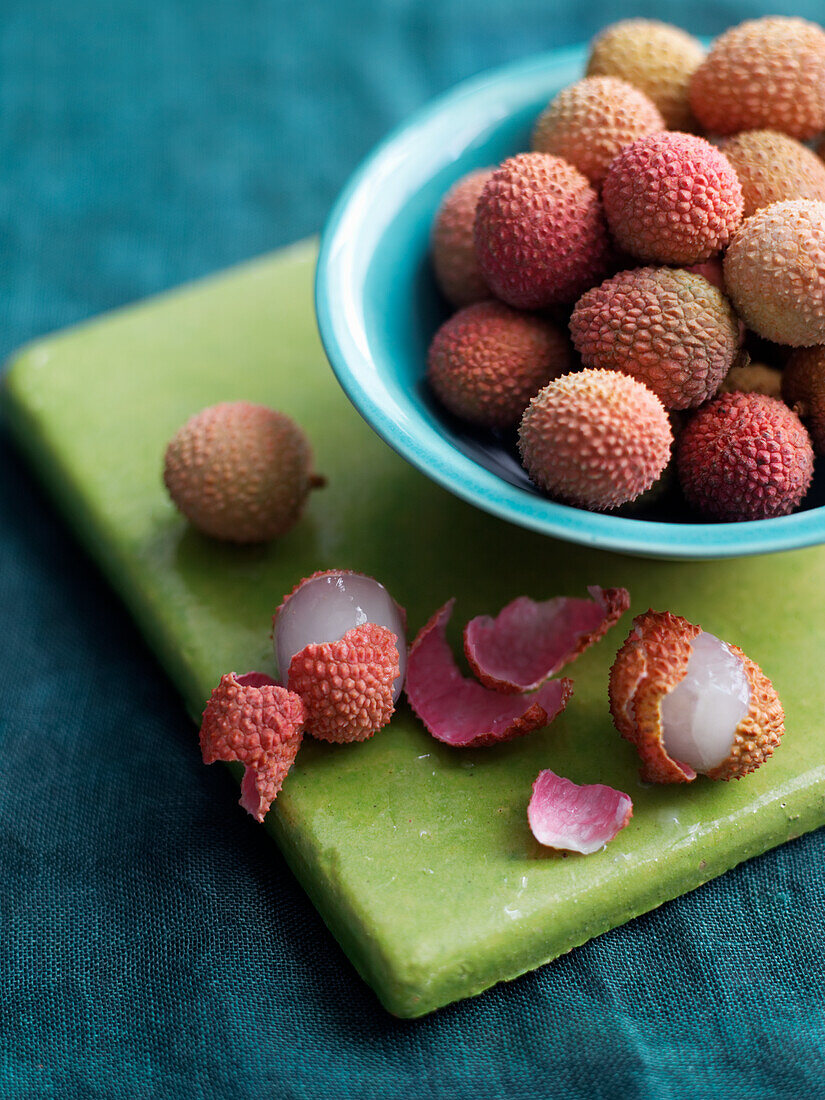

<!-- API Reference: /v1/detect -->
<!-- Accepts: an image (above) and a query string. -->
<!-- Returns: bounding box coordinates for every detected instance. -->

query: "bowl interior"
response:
[316,45,825,559]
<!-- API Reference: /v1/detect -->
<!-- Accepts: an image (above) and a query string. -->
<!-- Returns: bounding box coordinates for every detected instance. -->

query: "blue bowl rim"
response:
[315,44,825,561]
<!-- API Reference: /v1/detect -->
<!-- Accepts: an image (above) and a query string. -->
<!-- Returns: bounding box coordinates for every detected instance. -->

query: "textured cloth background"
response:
[1,1,825,1097]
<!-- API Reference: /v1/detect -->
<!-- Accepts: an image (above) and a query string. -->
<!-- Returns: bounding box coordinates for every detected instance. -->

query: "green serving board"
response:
[5,239,825,1017]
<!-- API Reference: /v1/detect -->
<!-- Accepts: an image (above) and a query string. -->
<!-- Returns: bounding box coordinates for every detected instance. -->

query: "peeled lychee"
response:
[719,131,825,219]
[427,300,572,429]
[430,169,493,307]
[586,19,705,131]
[518,368,673,512]
[782,347,825,455]
[677,392,814,521]
[570,267,739,409]
[723,200,825,347]
[602,133,743,265]
[609,610,785,783]
[474,152,611,309]
[690,17,825,140]
[163,402,319,543]
[531,76,665,187]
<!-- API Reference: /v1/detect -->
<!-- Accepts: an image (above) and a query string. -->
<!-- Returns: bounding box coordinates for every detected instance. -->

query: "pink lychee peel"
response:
[528,769,633,854]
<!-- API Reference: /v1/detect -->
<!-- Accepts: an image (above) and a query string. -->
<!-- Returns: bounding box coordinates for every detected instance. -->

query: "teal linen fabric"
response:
[1,1,824,1096]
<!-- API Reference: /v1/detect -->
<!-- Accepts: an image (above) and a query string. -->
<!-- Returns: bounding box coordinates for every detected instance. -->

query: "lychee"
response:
[430,168,494,307]
[602,133,743,265]
[518,368,673,511]
[782,347,825,454]
[690,17,825,140]
[427,300,572,429]
[720,360,783,400]
[586,19,705,131]
[531,76,665,187]
[474,152,611,309]
[719,131,825,219]
[723,200,825,347]
[677,392,814,521]
[163,401,320,543]
[570,267,739,410]
[609,610,785,783]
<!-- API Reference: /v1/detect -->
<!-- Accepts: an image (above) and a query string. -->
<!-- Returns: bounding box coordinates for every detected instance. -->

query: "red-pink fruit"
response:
[431,169,494,307]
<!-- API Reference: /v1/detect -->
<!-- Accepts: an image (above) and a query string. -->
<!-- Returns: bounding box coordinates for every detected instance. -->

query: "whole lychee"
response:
[720,360,783,400]
[586,19,705,131]
[723,200,825,347]
[427,301,571,429]
[570,267,739,409]
[677,392,814,521]
[782,347,825,454]
[518,368,673,511]
[609,610,784,783]
[690,17,825,140]
[602,133,743,265]
[430,169,493,307]
[474,152,611,309]
[531,76,665,187]
[163,402,319,543]
[719,131,825,218]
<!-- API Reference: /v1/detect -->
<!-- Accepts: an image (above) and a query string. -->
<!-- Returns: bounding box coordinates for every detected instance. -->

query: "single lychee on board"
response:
[719,131,825,219]
[586,19,705,131]
[677,392,814,522]
[427,300,572,430]
[531,76,665,187]
[518,368,673,512]
[782,347,825,455]
[570,267,739,410]
[723,200,825,348]
[430,168,494,308]
[609,610,784,783]
[163,401,321,543]
[690,17,825,140]
[474,152,611,309]
[602,132,743,265]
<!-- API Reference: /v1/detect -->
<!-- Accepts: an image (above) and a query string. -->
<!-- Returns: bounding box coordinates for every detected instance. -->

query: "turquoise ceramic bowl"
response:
[315,43,825,560]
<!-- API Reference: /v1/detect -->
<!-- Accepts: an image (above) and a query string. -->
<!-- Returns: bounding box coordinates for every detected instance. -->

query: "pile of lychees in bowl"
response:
[427,16,825,522]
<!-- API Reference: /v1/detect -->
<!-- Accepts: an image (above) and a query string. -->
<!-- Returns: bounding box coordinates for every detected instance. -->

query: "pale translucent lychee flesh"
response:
[660,631,750,773]
[274,572,406,701]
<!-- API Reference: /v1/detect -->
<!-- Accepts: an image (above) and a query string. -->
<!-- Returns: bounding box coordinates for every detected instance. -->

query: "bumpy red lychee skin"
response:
[287,623,400,743]
[531,76,665,187]
[200,672,307,822]
[474,152,612,309]
[427,300,572,429]
[518,368,673,511]
[609,610,785,784]
[430,169,494,308]
[723,201,825,348]
[570,267,739,410]
[690,17,825,140]
[602,133,743,265]
[586,19,705,131]
[163,402,318,543]
[677,392,814,521]
[719,131,825,219]
[782,347,825,455]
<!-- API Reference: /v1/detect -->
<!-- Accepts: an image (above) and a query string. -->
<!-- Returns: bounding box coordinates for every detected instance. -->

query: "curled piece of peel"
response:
[464,585,630,692]
[528,769,633,854]
[405,600,572,747]
[199,671,306,822]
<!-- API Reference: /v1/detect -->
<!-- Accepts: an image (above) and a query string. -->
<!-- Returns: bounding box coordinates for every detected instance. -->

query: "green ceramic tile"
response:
[4,239,825,1017]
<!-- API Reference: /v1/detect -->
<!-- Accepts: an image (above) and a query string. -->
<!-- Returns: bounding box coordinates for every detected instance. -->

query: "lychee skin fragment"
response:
[602,133,743,265]
[690,17,825,140]
[609,610,785,783]
[719,131,825,219]
[518,368,673,512]
[287,623,400,743]
[164,401,317,543]
[531,76,665,187]
[782,347,825,455]
[474,152,612,309]
[724,201,825,348]
[586,19,705,131]
[677,392,814,522]
[427,301,572,429]
[570,267,739,410]
[200,672,307,822]
[430,169,494,308]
